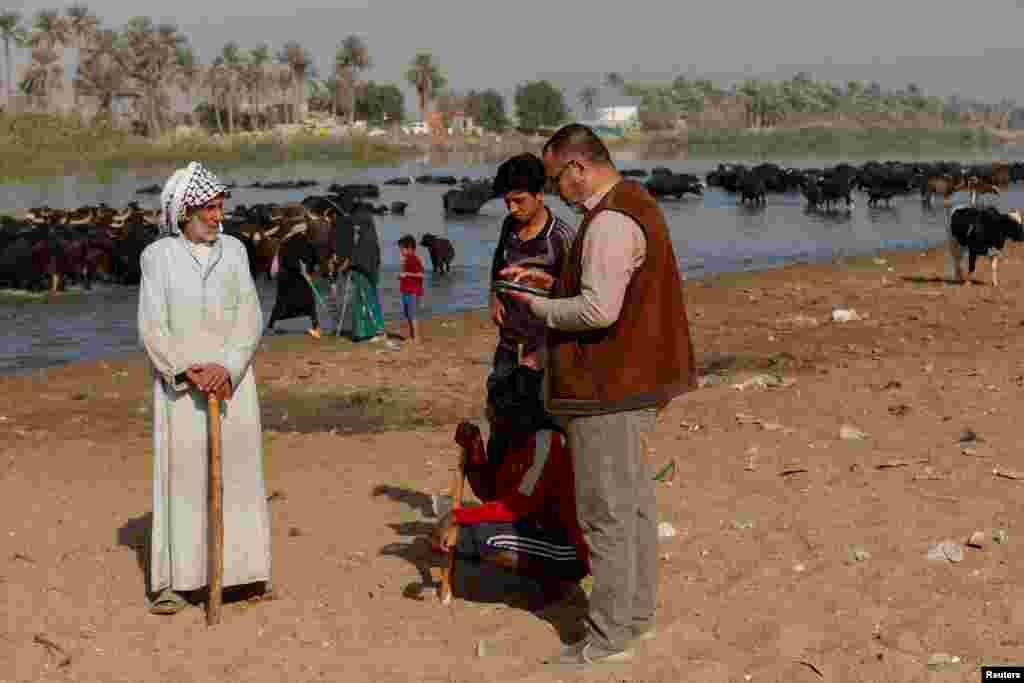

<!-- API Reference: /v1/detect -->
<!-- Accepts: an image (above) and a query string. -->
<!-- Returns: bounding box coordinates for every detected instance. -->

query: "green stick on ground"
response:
[653,459,676,482]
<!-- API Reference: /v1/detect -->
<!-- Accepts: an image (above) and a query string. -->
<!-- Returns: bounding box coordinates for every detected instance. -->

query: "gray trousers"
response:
[565,407,659,651]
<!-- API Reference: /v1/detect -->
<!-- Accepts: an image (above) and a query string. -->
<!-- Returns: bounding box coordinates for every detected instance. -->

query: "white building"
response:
[596,105,639,129]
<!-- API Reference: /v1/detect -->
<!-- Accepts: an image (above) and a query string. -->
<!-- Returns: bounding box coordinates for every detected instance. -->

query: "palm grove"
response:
[0,6,1018,139]
[0,6,564,138]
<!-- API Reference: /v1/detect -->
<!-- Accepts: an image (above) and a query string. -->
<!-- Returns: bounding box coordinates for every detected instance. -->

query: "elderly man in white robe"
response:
[138,161,271,615]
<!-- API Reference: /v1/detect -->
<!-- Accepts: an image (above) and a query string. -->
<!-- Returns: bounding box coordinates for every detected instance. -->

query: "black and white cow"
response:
[947,206,1024,286]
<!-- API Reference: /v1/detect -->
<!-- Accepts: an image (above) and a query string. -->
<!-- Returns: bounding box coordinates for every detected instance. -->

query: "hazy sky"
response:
[6,0,1023,116]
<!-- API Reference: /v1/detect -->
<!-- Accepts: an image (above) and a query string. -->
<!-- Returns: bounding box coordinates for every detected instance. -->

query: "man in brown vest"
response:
[500,124,696,670]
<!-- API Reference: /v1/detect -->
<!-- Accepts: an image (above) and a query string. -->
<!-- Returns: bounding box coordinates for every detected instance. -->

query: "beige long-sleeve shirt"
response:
[528,180,647,331]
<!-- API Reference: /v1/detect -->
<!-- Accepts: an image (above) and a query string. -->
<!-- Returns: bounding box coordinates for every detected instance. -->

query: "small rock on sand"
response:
[839,425,867,440]
[926,541,963,562]
[658,522,678,539]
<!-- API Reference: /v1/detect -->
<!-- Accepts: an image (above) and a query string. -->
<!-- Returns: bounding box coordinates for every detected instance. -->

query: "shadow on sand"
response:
[117,511,272,608]
[900,274,981,286]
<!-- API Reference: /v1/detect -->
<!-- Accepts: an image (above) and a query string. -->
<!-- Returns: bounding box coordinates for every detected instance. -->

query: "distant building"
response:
[596,105,640,129]
[449,110,482,135]
[574,120,627,137]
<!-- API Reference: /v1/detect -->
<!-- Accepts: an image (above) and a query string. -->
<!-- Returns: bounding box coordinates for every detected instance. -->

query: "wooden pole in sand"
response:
[206,394,224,626]
[439,454,465,605]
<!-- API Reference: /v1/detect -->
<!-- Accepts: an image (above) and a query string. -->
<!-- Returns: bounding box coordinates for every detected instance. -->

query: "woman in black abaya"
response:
[267,220,322,338]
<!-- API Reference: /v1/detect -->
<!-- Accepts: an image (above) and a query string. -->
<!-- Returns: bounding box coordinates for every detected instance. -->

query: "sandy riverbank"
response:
[2,243,1023,681]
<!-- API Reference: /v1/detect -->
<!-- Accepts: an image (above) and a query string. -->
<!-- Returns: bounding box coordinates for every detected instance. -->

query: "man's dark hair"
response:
[397,234,417,249]
[487,366,546,432]
[542,124,613,165]
[492,153,546,196]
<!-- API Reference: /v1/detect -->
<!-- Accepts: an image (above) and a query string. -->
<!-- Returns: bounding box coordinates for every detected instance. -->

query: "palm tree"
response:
[202,57,227,134]
[273,67,293,124]
[0,12,28,102]
[220,41,245,134]
[405,52,446,123]
[119,17,188,138]
[64,5,99,108]
[243,44,270,128]
[334,35,370,123]
[22,46,63,110]
[28,9,68,50]
[26,9,71,110]
[278,41,310,123]
[174,45,199,115]
[578,85,599,117]
[64,4,98,49]
[74,28,127,116]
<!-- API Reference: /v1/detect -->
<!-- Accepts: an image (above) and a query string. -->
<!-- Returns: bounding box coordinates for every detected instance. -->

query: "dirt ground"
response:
[2,244,1024,682]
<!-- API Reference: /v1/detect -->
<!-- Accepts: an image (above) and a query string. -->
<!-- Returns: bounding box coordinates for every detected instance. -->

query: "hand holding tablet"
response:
[492,279,552,298]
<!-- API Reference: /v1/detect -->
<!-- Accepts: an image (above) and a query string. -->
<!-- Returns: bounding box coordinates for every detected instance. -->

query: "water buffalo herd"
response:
[2,160,1023,294]
[0,183,405,293]
[696,160,1021,211]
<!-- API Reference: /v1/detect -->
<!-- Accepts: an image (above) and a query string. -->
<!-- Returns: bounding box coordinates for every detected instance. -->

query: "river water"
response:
[1,155,1020,374]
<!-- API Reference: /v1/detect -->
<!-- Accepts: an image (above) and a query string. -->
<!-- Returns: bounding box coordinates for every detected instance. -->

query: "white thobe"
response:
[138,234,271,593]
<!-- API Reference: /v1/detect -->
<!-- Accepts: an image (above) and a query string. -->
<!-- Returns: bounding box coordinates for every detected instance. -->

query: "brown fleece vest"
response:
[546,180,697,415]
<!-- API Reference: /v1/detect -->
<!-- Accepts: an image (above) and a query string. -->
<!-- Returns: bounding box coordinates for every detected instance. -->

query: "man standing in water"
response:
[138,161,272,614]
[501,125,696,670]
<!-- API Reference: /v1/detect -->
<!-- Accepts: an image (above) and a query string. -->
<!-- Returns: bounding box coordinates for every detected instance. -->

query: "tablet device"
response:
[492,279,551,298]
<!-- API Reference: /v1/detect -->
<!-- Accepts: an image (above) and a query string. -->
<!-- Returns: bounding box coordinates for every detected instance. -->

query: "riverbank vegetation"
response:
[619,73,1019,129]
[0,112,405,181]
[682,125,995,160]
[0,111,1004,182]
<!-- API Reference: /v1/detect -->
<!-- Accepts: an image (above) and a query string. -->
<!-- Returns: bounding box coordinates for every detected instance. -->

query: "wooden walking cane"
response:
[438,450,466,605]
[206,394,224,626]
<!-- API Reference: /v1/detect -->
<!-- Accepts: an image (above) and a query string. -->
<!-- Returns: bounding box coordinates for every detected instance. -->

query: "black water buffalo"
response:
[705,163,746,192]
[865,187,897,207]
[420,233,455,274]
[0,226,40,289]
[327,183,380,199]
[801,178,825,210]
[442,181,495,215]
[856,162,917,196]
[110,222,158,285]
[738,172,766,206]
[248,179,318,190]
[819,167,856,210]
[417,174,458,186]
[749,163,789,193]
[645,173,703,200]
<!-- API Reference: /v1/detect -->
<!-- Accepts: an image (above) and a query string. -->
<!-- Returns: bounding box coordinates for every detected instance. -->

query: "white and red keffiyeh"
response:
[159,161,228,236]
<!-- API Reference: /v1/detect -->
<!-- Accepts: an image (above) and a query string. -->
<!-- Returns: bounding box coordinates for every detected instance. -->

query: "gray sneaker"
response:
[543,638,634,670]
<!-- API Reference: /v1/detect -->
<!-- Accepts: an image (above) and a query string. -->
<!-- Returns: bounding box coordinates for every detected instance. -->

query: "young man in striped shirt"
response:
[489,153,577,379]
